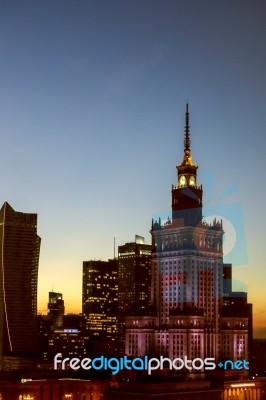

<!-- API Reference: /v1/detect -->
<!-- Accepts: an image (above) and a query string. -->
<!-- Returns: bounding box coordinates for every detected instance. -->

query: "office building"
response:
[118,235,152,317]
[82,259,118,337]
[47,328,88,361]
[37,311,87,364]
[47,291,65,331]
[0,202,41,370]
[118,236,152,352]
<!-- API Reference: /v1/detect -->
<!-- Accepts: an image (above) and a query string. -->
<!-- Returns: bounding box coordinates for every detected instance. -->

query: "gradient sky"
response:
[0,1,266,337]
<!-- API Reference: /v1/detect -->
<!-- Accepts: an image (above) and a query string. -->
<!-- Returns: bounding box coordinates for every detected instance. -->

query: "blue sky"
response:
[0,0,266,336]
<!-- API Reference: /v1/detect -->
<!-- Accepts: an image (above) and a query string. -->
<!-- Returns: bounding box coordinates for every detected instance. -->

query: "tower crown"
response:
[172,105,203,226]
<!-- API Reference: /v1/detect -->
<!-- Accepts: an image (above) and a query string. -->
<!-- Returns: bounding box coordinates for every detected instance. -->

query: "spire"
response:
[177,103,196,168]
[184,103,191,152]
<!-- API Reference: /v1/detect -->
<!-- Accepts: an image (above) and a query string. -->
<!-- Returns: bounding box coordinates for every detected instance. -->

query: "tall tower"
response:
[151,105,223,331]
[0,202,41,370]
[150,105,224,360]
[126,106,250,367]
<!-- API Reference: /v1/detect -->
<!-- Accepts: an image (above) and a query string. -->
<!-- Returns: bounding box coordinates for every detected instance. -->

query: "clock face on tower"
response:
[179,175,186,187]
[189,176,196,187]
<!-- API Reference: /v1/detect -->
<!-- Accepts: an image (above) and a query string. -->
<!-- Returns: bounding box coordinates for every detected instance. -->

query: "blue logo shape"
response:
[203,203,247,266]
[203,173,247,267]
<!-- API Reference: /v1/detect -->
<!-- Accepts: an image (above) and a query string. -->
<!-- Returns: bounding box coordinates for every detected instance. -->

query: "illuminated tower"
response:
[82,259,118,337]
[151,104,224,360]
[0,202,41,370]
[125,106,250,366]
[171,104,203,225]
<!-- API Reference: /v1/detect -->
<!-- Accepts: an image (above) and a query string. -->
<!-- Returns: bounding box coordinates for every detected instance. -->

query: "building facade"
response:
[118,235,152,317]
[118,236,152,352]
[47,291,65,331]
[0,202,41,370]
[125,106,251,366]
[82,259,118,338]
[46,328,89,361]
[0,374,107,400]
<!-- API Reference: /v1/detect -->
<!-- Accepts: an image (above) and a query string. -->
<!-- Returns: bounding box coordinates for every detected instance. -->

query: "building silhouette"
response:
[0,202,41,370]
[47,291,65,331]
[46,328,89,362]
[117,235,152,352]
[37,297,88,365]
[125,106,251,366]
[118,235,152,317]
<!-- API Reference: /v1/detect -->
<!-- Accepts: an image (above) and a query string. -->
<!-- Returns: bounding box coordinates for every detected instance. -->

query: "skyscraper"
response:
[82,259,118,337]
[47,291,65,331]
[0,202,41,370]
[117,236,152,352]
[125,106,251,367]
[118,235,152,317]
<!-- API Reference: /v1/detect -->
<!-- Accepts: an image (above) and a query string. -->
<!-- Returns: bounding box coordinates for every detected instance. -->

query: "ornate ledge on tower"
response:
[169,305,204,317]
[151,216,224,255]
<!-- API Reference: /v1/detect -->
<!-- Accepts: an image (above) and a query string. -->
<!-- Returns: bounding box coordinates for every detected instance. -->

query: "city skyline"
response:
[0,1,265,338]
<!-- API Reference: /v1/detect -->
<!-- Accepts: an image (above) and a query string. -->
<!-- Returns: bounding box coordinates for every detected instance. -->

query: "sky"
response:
[0,0,266,337]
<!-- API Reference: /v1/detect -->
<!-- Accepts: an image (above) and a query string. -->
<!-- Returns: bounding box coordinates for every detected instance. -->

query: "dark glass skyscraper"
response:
[48,291,65,331]
[0,202,41,370]
[117,235,152,352]
[118,235,152,317]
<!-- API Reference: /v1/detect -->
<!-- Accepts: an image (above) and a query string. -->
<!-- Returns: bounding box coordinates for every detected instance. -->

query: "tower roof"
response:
[178,103,197,169]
